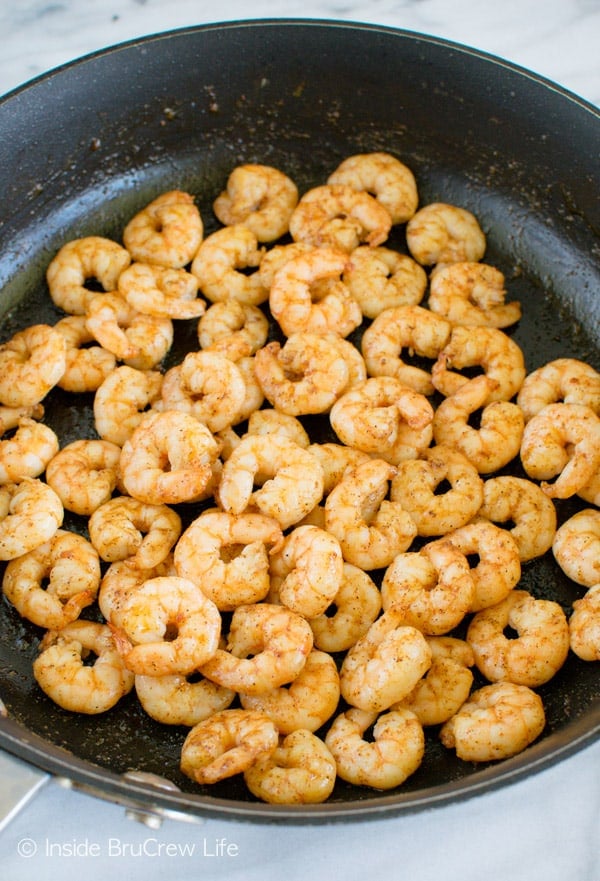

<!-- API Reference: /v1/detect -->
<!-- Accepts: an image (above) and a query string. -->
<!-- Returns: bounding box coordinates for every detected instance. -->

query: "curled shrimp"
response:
[85,292,173,369]
[0,478,63,560]
[552,509,600,587]
[569,583,600,662]
[33,621,135,714]
[244,729,337,805]
[93,364,163,447]
[45,439,122,516]
[343,246,427,319]
[476,475,557,563]
[88,495,181,569]
[428,261,521,328]
[135,672,235,727]
[0,324,66,408]
[327,151,419,224]
[309,562,382,653]
[198,300,269,357]
[118,262,206,319]
[191,224,267,305]
[0,417,59,484]
[257,241,313,290]
[0,403,44,435]
[246,409,311,449]
[289,183,392,252]
[46,236,131,315]
[269,524,344,619]
[306,442,371,496]
[54,315,117,393]
[97,555,176,630]
[122,190,203,268]
[517,358,600,422]
[406,202,486,266]
[213,163,299,242]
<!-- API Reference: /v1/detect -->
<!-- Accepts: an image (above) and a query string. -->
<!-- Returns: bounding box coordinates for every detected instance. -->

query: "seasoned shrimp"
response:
[244,728,337,805]
[327,152,419,224]
[119,410,222,505]
[118,262,206,319]
[33,620,134,714]
[552,509,600,587]
[428,261,521,328]
[476,475,557,562]
[216,434,324,530]
[191,224,267,305]
[246,409,311,449]
[0,478,63,560]
[324,458,417,570]
[0,324,66,408]
[578,470,600,507]
[306,442,371,496]
[181,708,279,785]
[439,682,546,762]
[517,357,600,421]
[569,583,600,662]
[45,439,122,516]
[308,562,382,654]
[466,589,570,687]
[213,163,299,242]
[97,555,176,629]
[0,404,44,435]
[289,183,392,252]
[0,418,59,484]
[88,496,181,569]
[93,365,163,446]
[406,202,486,266]
[343,246,427,319]
[269,525,344,618]
[361,305,452,395]
[112,575,221,676]
[173,509,283,611]
[54,315,117,393]
[85,292,173,369]
[199,603,314,695]
[2,529,100,629]
[198,300,269,357]
[391,445,484,536]
[432,375,525,473]
[269,246,362,338]
[257,241,313,290]
[135,672,235,726]
[122,190,203,268]
[46,235,131,315]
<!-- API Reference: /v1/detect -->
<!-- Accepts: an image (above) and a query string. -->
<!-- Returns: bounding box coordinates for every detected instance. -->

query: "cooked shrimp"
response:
[257,241,313,290]
[0,404,44,435]
[85,292,173,370]
[327,151,419,224]
[118,262,206,319]
[33,621,135,714]
[0,478,63,560]
[432,375,525,473]
[361,304,452,395]
[246,409,311,449]
[0,324,66,407]
[0,418,59,484]
[476,475,558,562]
[198,300,269,357]
[180,708,279,785]
[45,439,122,516]
[191,224,267,305]
[578,470,600,507]
[135,672,235,726]
[122,190,203,268]
[244,728,337,805]
[2,529,100,629]
[552,509,600,587]
[428,261,521,328]
[517,357,600,421]
[88,495,181,569]
[406,202,486,266]
[324,457,417,570]
[213,163,299,242]
[325,706,424,789]
[54,315,117,393]
[93,364,163,446]
[289,183,392,252]
[269,525,344,619]
[439,682,546,762]
[97,554,176,629]
[199,603,314,695]
[46,235,131,315]
[342,246,427,319]
[308,562,382,653]
[569,583,600,662]
[306,442,371,496]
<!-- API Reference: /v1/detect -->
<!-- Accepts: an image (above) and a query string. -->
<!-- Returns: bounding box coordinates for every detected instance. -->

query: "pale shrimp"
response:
[88,495,181,569]
[476,475,558,562]
[428,261,522,328]
[93,364,163,446]
[390,445,484,536]
[33,620,135,714]
[0,324,66,408]
[173,509,283,611]
[327,151,419,224]
[329,376,434,463]
[569,583,600,662]
[199,603,314,695]
[54,315,117,393]
[361,304,452,395]
[289,183,392,252]
[111,575,221,676]
[197,300,269,356]
[339,608,432,713]
[118,262,206,319]
[46,235,131,315]
[342,246,427,319]
[0,418,59,484]
[97,555,176,630]
[2,529,101,629]
[85,292,173,369]
[0,478,63,560]
[0,404,44,435]
[381,539,475,635]
[520,403,600,498]
[432,375,525,473]
[213,163,299,242]
[246,409,311,449]
[122,190,203,269]
[406,202,486,266]
[306,443,371,496]
[180,708,279,785]
[232,354,266,423]
[431,325,526,402]
[119,410,222,505]
[517,357,600,421]
[45,439,122,516]
[324,457,417,570]
[439,682,546,762]
[269,525,344,619]
[244,729,337,805]
[216,434,324,531]
[191,224,267,305]
[552,509,600,587]
[257,241,313,290]
[134,672,235,726]
[308,562,382,653]
[240,650,341,734]
[253,333,351,416]
[269,246,362,338]
[324,706,424,789]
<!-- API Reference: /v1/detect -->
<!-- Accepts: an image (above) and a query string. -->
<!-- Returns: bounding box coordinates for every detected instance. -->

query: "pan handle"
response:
[0,749,49,831]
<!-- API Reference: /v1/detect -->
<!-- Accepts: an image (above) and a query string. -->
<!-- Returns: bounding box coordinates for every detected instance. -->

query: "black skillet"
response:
[0,19,598,822]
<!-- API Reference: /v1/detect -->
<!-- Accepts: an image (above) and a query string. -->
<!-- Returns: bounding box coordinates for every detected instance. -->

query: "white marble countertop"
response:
[0,2,599,880]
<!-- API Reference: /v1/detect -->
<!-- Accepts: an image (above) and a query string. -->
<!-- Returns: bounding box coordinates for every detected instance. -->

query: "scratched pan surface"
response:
[0,20,598,822]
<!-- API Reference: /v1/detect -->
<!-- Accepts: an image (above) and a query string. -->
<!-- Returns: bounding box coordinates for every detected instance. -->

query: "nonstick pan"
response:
[0,19,598,823]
